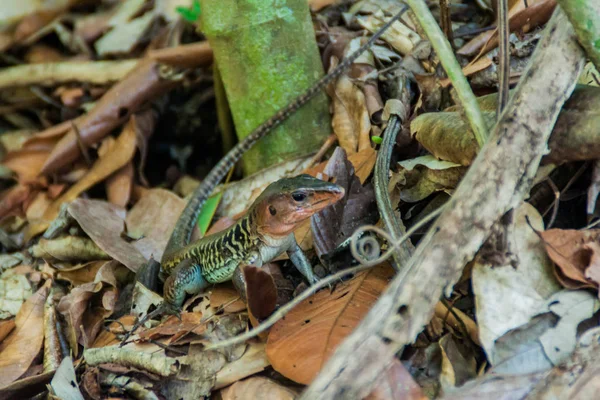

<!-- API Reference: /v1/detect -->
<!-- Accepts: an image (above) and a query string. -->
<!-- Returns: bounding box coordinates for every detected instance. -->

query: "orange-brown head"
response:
[253,174,344,238]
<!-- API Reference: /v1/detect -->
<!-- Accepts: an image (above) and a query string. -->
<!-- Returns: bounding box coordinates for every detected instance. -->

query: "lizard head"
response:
[254,174,345,238]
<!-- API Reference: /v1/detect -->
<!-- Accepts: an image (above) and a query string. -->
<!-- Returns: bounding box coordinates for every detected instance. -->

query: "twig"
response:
[496,0,510,114]
[405,0,488,147]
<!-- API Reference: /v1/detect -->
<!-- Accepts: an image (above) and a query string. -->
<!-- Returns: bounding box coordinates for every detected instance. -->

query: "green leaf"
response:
[197,193,222,235]
[371,136,383,144]
[176,0,201,23]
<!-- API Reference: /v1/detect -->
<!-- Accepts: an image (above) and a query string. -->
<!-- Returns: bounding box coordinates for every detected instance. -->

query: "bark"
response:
[301,9,585,399]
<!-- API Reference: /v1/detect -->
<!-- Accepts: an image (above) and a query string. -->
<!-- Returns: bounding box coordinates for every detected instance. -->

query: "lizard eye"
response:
[291,192,307,202]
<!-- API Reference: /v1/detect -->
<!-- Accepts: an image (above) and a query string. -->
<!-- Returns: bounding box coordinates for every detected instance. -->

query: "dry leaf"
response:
[27,113,141,239]
[311,147,377,259]
[0,320,15,344]
[106,161,133,207]
[68,199,147,272]
[266,264,394,384]
[221,376,297,400]
[125,188,186,261]
[2,150,49,182]
[366,359,426,400]
[540,229,600,291]
[328,63,370,154]
[0,282,50,387]
[29,236,110,261]
[57,260,128,349]
[209,285,246,313]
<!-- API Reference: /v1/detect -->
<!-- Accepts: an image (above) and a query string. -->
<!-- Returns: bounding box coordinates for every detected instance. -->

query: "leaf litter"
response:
[0,0,599,398]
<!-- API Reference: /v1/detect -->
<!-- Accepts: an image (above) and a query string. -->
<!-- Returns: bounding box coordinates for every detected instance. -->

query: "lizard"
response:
[122,5,408,341]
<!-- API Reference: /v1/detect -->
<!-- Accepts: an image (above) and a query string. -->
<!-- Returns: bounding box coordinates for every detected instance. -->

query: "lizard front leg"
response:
[162,258,209,313]
[287,236,318,285]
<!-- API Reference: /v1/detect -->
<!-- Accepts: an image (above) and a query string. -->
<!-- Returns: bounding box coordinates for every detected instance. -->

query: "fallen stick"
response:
[301,8,585,399]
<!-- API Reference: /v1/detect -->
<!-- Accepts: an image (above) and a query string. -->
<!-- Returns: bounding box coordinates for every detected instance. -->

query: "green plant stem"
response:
[557,0,600,71]
[405,0,488,147]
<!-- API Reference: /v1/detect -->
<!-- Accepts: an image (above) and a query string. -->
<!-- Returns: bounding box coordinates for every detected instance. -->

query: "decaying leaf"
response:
[473,203,561,363]
[394,156,467,203]
[57,260,130,349]
[366,359,426,400]
[266,264,394,384]
[439,334,477,389]
[0,269,33,318]
[0,282,50,387]
[311,147,377,259]
[220,376,297,400]
[411,86,600,166]
[540,228,600,292]
[68,199,147,272]
[29,236,110,261]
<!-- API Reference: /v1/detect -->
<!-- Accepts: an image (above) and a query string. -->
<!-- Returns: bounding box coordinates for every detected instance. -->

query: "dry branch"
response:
[301,8,585,399]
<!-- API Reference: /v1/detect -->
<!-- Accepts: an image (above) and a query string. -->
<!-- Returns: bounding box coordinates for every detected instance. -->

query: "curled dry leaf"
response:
[1,150,49,182]
[68,199,146,272]
[328,59,371,154]
[57,260,129,349]
[0,282,50,387]
[394,156,467,203]
[220,376,297,400]
[266,264,394,384]
[106,161,133,208]
[29,236,110,262]
[27,113,141,240]
[540,228,600,292]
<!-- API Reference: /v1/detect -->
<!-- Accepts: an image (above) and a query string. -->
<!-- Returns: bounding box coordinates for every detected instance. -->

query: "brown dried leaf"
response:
[125,188,186,261]
[0,282,50,387]
[242,265,277,321]
[27,115,139,240]
[311,147,377,259]
[137,312,205,344]
[540,229,600,291]
[106,161,133,208]
[57,260,127,349]
[266,264,394,384]
[68,199,146,272]
[329,68,371,154]
[0,319,15,344]
[366,359,426,400]
[39,60,169,175]
[56,260,106,286]
[2,150,49,182]
[209,285,246,313]
[221,377,297,400]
